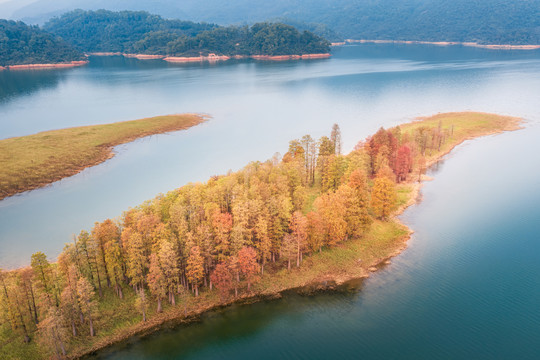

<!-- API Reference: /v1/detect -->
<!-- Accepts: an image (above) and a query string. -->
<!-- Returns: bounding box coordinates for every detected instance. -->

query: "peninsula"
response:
[0,112,522,359]
[0,114,207,200]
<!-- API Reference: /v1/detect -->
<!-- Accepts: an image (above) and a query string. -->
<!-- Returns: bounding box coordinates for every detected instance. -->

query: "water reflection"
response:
[0,68,65,105]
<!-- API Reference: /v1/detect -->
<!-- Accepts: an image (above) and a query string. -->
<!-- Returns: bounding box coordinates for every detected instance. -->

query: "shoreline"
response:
[75,114,523,360]
[88,52,331,62]
[0,60,89,71]
[0,114,207,201]
[335,39,540,50]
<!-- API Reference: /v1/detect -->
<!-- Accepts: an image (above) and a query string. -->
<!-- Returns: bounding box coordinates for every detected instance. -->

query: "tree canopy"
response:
[43,10,330,56]
[0,19,84,66]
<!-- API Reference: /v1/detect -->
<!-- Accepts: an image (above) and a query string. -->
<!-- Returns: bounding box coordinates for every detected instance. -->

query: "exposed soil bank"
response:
[343,39,540,50]
[0,61,89,71]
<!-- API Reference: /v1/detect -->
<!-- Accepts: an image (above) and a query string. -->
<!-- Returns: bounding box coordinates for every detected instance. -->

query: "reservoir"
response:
[1,43,540,359]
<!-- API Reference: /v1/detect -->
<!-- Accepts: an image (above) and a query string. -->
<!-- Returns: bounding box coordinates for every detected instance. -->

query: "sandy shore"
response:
[344,39,540,50]
[0,60,89,71]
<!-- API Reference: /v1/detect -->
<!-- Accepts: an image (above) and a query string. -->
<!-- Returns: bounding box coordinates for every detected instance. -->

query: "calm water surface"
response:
[1,43,540,358]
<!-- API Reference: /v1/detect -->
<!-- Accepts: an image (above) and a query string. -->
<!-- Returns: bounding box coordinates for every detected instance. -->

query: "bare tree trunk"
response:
[157,298,162,313]
[71,320,77,337]
[88,312,95,337]
[29,283,39,324]
[95,262,103,297]
[297,241,300,267]
[16,304,30,343]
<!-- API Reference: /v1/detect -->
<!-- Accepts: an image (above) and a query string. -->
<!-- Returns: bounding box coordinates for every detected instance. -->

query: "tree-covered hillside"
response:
[6,0,540,45]
[0,19,84,66]
[43,9,217,53]
[44,10,330,56]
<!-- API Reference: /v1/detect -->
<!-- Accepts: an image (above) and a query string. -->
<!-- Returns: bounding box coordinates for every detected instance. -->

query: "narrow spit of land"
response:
[0,112,522,360]
[0,114,207,200]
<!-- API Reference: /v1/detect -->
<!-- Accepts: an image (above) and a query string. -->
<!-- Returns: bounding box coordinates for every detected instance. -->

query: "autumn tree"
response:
[124,229,146,292]
[31,252,59,307]
[147,253,167,312]
[212,211,233,261]
[134,288,148,322]
[210,262,233,300]
[321,155,347,192]
[77,276,97,337]
[103,232,125,299]
[314,192,348,246]
[237,246,259,292]
[395,144,412,182]
[290,211,308,267]
[91,219,121,288]
[371,176,397,220]
[330,123,342,155]
[186,246,205,297]
[158,239,180,305]
[76,230,102,296]
[38,306,67,358]
[281,234,297,271]
[254,215,271,274]
[19,268,39,325]
[228,255,240,297]
[0,269,31,343]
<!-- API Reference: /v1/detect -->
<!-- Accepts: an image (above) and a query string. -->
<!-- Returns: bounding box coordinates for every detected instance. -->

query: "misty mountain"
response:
[3,0,540,44]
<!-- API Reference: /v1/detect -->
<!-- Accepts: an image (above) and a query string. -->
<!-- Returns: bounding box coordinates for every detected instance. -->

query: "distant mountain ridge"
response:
[2,0,539,44]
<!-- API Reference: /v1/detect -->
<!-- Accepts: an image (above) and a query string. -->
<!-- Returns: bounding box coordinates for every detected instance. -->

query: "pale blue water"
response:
[1,44,540,358]
[1,44,539,268]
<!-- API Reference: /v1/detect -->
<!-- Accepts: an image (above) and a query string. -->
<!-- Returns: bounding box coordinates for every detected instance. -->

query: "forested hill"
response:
[0,19,85,66]
[43,10,330,56]
[4,0,540,45]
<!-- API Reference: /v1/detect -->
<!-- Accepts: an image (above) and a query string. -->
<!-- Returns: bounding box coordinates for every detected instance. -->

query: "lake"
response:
[1,43,540,358]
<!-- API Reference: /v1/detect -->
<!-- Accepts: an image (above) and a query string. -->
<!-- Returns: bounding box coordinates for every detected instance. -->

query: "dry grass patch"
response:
[0,114,206,199]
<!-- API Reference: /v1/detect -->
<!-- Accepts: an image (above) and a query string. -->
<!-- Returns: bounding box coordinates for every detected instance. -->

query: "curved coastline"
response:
[71,113,523,359]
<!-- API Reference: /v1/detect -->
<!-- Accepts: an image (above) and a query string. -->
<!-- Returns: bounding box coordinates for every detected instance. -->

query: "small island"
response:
[0,114,207,200]
[0,112,521,359]
[44,10,331,62]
